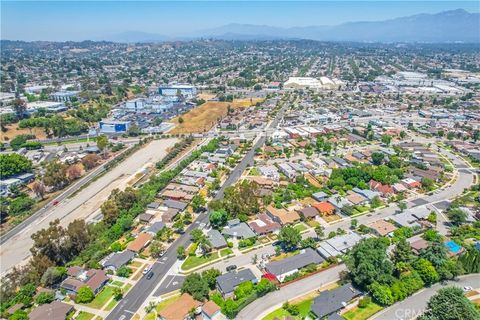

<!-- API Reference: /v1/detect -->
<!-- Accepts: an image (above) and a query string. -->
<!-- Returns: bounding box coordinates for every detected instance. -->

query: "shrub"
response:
[76,286,94,303]
[358,296,372,308]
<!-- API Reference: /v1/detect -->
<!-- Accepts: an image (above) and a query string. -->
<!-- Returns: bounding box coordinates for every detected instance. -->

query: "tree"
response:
[398,201,407,212]
[113,287,123,300]
[150,240,165,258]
[300,237,317,249]
[31,219,67,264]
[278,226,301,251]
[371,196,383,208]
[256,278,276,296]
[191,194,206,212]
[459,247,480,274]
[178,116,184,124]
[32,181,46,199]
[413,258,439,285]
[419,287,480,320]
[0,153,32,178]
[181,273,209,301]
[43,159,69,190]
[116,266,132,278]
[12,98,27,118]
[381,135,392,146]
[76,286,95,303]
[96,134,108,158]
[447,208,467,226]
[81,154,101,170]
[41,266,66,286]
[177,245,186,259]
[35,291,55,304]
[421,177,435,191]
[392,238,414,265]
[369,281,394,306]
[314,225,325,239]
[371,152,384,165]
[209,209,228,228]
[66,164,82,181]
[191,229,206,243]
[345,237,394,289]
[400,131,407,139]
[201,268,221,289]
[100,199,120,226]
[234,281,254,299]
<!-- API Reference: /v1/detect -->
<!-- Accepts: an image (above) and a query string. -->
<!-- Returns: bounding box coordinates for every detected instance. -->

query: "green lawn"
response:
[144,312,157,320]
[110,280,124,287]
[104,299,118,311]
[293,223,308,232]
[262,299,313,320]
[156,295,181,313]
[76,312,95,320]
[85,286,115,309]
[181,252,219,270]
[342,303,383,320]
[220,248,233,257]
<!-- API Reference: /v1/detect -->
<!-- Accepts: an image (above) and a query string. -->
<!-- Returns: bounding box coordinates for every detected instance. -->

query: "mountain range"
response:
[100,9,480,43]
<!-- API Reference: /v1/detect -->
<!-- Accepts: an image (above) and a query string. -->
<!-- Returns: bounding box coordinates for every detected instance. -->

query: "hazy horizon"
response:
[1,1,479,41]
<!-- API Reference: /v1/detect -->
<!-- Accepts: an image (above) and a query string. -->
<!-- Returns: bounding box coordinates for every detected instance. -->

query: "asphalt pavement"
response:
[371,274,480,320]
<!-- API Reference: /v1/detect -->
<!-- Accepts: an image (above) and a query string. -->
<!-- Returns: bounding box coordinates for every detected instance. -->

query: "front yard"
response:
[342,302,383,320]
[181,252,219,270]
[85,286,115,309]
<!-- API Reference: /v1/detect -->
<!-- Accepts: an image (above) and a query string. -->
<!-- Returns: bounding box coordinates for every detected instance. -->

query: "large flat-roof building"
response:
[159,84,197,98]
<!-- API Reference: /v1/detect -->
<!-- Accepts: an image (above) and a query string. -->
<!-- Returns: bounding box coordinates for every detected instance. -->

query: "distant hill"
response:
[100,9,480,43]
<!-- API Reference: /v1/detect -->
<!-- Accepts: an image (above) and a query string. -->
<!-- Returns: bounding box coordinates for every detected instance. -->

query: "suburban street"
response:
[237,264,348,320]
[371,274,480,320]
[0,138,178,275]
[106,96,292,320]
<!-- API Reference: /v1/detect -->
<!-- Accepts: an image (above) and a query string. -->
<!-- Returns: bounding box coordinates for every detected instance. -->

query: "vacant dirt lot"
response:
[169,98,263,134]
[1,124,48,142]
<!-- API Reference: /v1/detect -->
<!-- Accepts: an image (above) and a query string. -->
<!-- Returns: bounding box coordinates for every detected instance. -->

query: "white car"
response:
[463,286,473,292]
[142,265,152,275]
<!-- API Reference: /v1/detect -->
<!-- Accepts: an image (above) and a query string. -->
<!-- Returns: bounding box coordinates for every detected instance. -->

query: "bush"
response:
[0,153,32,178]
[35,292,55,305]
[116,266,132,278]
[8,196,35,216]
[76,286,94,303]
[358,296,372,308]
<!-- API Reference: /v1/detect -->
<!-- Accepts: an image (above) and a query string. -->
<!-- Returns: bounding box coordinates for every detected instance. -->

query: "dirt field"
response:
[169,98,263,134]
[197,92,216,100]
[1,124,48,142]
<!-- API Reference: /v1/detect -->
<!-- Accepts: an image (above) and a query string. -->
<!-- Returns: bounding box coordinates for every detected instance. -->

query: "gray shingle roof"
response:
[222,223,256,239]
[265,248,324,276]
[208,229,228,249]
[216,269,257,295]
[102,250,135,270]
[311,284,362,318]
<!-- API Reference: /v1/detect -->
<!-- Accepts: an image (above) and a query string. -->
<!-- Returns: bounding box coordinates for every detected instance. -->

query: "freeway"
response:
[106,95,292,320]
[0,139,178,275]
[371,274,480,320]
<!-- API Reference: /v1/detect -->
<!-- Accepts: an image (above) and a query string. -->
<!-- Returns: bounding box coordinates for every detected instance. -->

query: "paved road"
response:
[0,139,178,275]
[237,264,348,320]
[371,274,480,320]
[106,96,292,320]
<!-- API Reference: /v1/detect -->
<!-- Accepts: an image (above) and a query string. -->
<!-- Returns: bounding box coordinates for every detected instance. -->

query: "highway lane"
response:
[371,274,480,320]
[0,139,178,275]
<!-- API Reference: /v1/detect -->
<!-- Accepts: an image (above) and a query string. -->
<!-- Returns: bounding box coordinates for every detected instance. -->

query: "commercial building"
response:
[99,119,131,133]
[159,84,197,98]
[50,91,79,102]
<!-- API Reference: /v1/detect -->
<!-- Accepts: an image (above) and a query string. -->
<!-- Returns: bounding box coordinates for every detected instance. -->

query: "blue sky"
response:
[2,1,479,41]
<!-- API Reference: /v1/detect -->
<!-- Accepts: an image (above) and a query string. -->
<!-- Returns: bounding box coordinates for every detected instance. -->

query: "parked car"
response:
[142,265,152,275]
[146,272,154,280]
[226,265,237,272]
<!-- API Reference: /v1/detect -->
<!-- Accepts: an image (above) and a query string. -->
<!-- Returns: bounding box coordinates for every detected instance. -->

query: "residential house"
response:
[277,163,297,180]
[310,284,362,319]
[208,229,228,249]
[216,269,258,298]
[266,205,300,226]
[369,180,394,198]
[60,267,109,295]
[222,222,256,240]
[312,191,328,202]
[264,248,324,282]
[410,239,430,255]
[101,250,135,272]
[352,187,380,201]
[146,221,166,235]
[29,301,74,320]
[327,196,352,211]
[201,300,223,320]
[312,202,336,216]
[161,208,180,223]
[368,220,397,237]
[298,206,320,219]
[346,192,368,205]
[163,199,188,211]
[248,214,281,236]
[127,233,153,253]
[316,232,364,258]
